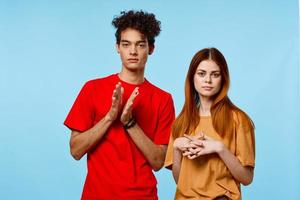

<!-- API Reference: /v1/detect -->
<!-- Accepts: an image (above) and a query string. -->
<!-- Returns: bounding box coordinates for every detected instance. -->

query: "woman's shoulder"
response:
[231,109,255,133]
[232,109,253,126]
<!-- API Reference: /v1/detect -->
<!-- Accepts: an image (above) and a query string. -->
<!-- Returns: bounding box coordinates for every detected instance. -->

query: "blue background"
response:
[1,1,299,199]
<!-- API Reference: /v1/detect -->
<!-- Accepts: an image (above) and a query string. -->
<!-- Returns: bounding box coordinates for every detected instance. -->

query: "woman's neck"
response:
[199,96,213,116]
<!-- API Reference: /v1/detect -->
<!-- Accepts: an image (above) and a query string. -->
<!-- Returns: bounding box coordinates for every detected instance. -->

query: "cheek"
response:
[140,51,148,60]
[193,76,202,92]
[214,79,222,91]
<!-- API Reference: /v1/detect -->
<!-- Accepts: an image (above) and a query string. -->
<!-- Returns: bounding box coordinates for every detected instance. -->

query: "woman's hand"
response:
[183,132,224,159]
[173,136,193,152]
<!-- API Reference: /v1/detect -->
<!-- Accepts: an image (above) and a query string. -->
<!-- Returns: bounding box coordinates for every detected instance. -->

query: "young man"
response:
[64,10,175,200]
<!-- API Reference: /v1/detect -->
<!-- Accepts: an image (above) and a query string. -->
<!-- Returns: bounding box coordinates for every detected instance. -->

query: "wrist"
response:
[173,146,183,156]
[124,118,136,129]
[216,141,225,154]
[173,139,179,150]
[173,138,183,151]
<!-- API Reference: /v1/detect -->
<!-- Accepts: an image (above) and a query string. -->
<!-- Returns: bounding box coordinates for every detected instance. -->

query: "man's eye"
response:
[122,43,129,47]
[138,44,146,48]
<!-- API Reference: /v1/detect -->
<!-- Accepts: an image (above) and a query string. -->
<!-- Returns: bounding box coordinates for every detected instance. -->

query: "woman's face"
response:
[194,60,222,100]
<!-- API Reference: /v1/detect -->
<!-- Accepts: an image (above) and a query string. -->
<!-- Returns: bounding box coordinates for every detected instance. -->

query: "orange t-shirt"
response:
[165,114,255,200]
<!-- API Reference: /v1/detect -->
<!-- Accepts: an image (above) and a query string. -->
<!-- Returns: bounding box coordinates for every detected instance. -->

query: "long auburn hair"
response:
[172,48,254,139]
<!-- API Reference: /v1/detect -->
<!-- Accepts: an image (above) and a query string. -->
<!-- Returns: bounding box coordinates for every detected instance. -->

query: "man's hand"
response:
[120,87,139,124]
[105,82,124,122]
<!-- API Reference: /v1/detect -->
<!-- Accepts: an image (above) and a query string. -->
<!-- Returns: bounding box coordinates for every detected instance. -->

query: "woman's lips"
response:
[202,86,213,90]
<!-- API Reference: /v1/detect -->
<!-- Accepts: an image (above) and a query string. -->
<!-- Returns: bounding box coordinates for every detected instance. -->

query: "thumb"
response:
[195,131,205,140]
[202,133,213,140]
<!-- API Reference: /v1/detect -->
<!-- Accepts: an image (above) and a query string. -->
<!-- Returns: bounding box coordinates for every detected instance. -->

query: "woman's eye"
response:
[198,72,205,77]
[212,73,220,78]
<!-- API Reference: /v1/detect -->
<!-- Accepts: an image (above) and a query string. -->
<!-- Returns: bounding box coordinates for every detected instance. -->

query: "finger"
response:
[187,147,198,154]
[124,87,138,111]
[190,140,203,147]
[123,101,134,114]
[116,83,122,100]
[128,87,139,103]
[178,147,188,152]
[203,134,213,140]
[187,154,199,159]
[111,96,117,107]
[183,143,198,149]
[113,83,121,101]
[182,151,193,157]
[195,150,205,157]
[119,87,124,105]
[195,131,205,140]
[192,147,204,155]
[111,88,121,107]
[183,134,194,141]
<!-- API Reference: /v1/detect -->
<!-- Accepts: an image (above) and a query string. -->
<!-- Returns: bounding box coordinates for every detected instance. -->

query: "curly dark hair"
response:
[112,10,161,46]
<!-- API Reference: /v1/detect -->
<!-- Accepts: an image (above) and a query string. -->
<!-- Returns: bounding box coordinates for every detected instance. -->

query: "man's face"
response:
[116,28,153,72]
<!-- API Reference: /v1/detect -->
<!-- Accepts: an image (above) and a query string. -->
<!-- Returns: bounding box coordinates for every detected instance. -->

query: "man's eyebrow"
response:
[120,40,147,43]
[120,40,130,43]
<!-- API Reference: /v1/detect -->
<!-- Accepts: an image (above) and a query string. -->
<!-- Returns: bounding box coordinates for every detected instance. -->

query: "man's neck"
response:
[118,68,145,84]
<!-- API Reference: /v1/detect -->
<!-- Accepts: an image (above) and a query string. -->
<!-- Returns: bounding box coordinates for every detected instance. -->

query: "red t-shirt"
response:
[64,74,175,200]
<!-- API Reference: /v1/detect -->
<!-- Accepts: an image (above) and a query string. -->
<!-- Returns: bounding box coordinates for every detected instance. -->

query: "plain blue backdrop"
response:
[0,1,299,199]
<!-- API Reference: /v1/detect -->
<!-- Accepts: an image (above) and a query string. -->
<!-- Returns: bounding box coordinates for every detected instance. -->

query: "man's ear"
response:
[149,45,155,55]
[116,43,120,54]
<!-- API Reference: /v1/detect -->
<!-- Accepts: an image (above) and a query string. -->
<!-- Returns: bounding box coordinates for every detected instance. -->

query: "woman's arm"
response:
[217,143,254,185]
[184,134,254,185]
[172,137,192,183]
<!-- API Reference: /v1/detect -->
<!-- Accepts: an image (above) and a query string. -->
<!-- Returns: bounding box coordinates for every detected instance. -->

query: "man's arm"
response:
[120,87,171,171]
[126,125,167,171]
[69,117,113,160]
[69,83,123,160]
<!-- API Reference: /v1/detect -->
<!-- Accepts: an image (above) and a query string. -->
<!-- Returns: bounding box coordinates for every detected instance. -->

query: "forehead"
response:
[120,28,146,42]
[196,60,220,71]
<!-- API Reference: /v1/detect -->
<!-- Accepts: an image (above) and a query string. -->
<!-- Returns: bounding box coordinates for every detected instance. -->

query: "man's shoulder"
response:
[85,74,117,86]
[146,80,172,99]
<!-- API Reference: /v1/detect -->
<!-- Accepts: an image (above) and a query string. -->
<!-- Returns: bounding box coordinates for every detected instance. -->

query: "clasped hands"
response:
[174,132,224,159]
[105,82,139,125]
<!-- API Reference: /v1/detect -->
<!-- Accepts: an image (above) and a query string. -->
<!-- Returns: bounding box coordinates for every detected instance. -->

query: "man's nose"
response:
[130,45,137,55]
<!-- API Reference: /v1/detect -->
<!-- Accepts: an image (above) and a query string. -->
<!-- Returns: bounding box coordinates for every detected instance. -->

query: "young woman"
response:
[165,48,255,200]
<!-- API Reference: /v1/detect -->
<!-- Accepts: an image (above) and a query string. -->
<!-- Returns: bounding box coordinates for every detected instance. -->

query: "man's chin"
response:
[124,64,145,72]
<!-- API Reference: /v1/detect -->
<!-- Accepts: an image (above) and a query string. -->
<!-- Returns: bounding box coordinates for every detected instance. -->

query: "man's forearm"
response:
[70,115,113,160]
[125,123,167,171]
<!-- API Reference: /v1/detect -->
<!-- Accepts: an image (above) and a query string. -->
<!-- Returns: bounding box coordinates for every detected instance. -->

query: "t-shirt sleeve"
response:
[164,133,174,170]
[64,81,95,132]
[154,94,175,145]
[235,113,255,167]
